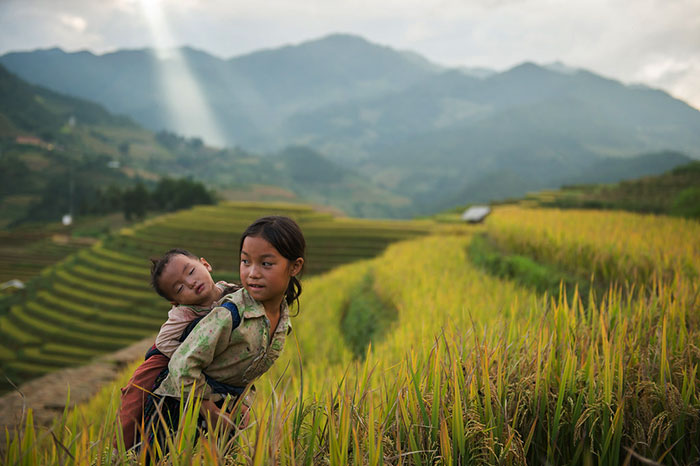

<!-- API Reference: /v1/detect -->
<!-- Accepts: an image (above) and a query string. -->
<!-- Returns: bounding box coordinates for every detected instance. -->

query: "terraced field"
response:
[0,230,91,285]
[0,201,435,392]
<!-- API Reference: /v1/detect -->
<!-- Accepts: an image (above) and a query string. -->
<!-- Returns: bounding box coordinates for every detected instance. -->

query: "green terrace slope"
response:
[524,160,700,219]
[0,228,92,285]
[0,201,434,392]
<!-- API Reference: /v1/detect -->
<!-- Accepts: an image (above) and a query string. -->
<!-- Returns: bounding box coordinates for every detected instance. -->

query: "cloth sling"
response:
[138,301,244,452]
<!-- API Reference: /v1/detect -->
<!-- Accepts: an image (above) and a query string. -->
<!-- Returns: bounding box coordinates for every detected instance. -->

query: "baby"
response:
[117,248,239,450]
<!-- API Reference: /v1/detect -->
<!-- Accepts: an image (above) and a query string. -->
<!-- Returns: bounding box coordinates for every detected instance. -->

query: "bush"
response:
[671,187,700,219]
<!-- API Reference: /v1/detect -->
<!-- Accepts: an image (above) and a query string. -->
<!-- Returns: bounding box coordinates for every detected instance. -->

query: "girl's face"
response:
[240,235,303,312]
[158,254,218,306]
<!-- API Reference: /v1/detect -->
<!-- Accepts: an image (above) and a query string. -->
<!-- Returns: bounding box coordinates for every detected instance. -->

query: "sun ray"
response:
[138,0,227,147]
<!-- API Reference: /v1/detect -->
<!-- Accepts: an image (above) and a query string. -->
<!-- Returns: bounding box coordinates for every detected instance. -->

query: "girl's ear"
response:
[290,257,304,276]
[199,257,213,272]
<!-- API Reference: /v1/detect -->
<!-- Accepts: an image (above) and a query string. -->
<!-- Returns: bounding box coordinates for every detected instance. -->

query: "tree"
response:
[122,183,149,220]
[152,177,214,212]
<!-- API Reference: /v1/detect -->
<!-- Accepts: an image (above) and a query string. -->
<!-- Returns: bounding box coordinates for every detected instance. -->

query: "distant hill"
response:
[3,34,700,217]
[523,159,700,219]
[0,64,139,227]
[0,65,134,136]
[0,64,406,223]
[288,63,700,213]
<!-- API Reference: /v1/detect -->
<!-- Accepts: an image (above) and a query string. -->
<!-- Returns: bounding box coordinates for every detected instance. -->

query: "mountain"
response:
[286,62,700,213]
[0,64,140,226]
[0,34,440,149]
[2,34,700,216]
[0,64,407,223]
[0,63,134,135]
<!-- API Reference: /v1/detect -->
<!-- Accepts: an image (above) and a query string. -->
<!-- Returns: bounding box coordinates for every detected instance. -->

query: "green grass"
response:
[20,301,154,339]
[3,360,62,378]
[51,281,132,308]
[90,243,151,266]
[0,342,14,359]
[340,271,398,359]
[467,233,594,304]
[42,343,109,359]
[75,250,149,278]
[527,160,700,219]
[69,264,149,289]
[53,268,155,300]
[33,292,163,325]
[0,314,41,346]
[18,347,87,368]
[7,306,135,348]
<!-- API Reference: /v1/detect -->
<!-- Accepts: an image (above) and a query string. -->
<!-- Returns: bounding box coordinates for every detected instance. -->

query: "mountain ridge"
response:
[2,33,699,216]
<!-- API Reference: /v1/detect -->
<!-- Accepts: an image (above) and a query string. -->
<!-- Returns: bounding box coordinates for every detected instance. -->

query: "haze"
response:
[1,0,698,110]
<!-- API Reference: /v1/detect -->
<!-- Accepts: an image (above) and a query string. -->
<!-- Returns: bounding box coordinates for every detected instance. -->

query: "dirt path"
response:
[0,336,154,438]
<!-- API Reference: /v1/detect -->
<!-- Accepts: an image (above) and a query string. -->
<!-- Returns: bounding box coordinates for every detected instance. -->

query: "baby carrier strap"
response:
[144,300,242,360]
[179,301,241,343]
[144,345,163,360]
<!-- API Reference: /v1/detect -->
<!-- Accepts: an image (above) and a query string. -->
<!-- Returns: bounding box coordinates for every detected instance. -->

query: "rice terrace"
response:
[1,199,698,464]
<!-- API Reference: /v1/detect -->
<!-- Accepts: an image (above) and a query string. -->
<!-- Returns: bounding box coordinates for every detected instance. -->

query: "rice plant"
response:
[3,207,699,464]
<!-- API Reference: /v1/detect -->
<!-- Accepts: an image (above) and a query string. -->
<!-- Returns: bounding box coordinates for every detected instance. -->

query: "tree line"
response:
[18,175,214,225]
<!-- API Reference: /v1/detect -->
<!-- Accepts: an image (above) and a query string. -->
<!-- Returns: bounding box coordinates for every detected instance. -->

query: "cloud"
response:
[0,0,699,108]
[58,14,87,32]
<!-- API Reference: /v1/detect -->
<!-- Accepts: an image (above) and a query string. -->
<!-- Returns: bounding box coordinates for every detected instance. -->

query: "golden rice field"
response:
[4,205,700,465]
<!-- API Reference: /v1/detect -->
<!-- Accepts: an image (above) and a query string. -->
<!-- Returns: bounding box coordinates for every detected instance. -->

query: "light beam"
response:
[139,0,227,147]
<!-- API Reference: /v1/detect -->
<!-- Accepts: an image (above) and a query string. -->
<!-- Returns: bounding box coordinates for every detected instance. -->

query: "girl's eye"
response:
[263,261,273,267]
[177,286,183,294]
[241,259,249,265]
[189,268,194,275]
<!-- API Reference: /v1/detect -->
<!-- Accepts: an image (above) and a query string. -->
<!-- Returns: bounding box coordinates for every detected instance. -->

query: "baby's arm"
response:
[155,307,197,357]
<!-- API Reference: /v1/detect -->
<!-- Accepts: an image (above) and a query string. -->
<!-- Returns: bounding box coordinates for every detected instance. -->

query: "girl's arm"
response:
[200,399,250,429]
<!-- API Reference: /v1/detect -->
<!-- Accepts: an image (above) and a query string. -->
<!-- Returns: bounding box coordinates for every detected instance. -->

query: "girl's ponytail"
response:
[240,216,306,313]
[286,276,302,307]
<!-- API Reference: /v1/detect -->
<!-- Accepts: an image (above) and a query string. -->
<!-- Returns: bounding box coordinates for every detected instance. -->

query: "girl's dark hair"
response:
[150,248,197,300]
[239,216,306,310]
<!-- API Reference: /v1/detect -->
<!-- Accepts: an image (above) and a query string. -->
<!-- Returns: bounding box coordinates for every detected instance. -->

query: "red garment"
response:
[117,346,169,450]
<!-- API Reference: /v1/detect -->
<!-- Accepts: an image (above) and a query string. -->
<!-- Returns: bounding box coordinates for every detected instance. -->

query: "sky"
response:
[1,0,699,110]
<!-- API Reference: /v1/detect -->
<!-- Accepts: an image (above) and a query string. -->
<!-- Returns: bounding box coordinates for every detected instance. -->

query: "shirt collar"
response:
[240,289,293,334]
[240,289,266,319]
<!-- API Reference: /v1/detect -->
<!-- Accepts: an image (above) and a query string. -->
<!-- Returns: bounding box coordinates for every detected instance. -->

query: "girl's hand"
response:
[200,399,227,424]
[200,398,250,430]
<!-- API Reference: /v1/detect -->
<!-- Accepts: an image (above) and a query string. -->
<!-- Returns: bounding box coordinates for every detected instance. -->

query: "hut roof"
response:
[461,205,491,223]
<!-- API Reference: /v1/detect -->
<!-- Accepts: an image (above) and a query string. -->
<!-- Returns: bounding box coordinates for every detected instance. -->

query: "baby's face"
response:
[159,254,218,306]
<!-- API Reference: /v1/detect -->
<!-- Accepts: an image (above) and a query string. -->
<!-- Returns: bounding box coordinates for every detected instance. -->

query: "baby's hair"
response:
[240,216,306,310]
[150,248,197,300]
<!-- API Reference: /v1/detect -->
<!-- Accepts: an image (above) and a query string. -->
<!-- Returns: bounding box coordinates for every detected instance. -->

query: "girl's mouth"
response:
[196,284,204,294]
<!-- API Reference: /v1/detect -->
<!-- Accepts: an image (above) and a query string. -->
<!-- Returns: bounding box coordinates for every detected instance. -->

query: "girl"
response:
[153,215,305,427]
